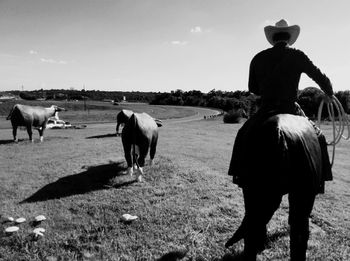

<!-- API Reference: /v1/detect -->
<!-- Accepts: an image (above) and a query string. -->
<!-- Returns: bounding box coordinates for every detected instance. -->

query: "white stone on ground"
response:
[35,215,46,222]
[33,227,46,237]
[5,226,19,233]
[121,214,138,222]
[15,217,26,223]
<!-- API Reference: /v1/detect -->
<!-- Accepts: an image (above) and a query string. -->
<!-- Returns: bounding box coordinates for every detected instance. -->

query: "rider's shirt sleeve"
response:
[248,57,261,95]
[298,50,333,96]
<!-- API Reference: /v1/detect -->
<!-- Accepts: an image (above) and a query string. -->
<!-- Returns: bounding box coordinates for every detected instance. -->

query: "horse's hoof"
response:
[126,167,133,176]
[225,231,245,248]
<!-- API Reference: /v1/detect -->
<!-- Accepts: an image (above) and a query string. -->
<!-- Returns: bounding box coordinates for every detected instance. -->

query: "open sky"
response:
[1,0,349,93]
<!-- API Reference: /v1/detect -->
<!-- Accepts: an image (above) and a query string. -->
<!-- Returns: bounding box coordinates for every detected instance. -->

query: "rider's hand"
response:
[323,95,333,104]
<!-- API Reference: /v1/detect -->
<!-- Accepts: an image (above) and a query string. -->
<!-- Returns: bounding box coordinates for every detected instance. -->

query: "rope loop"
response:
[317,91,350,166]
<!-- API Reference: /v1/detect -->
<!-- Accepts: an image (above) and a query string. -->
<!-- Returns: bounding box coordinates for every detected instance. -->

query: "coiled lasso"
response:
[317,91,350,166]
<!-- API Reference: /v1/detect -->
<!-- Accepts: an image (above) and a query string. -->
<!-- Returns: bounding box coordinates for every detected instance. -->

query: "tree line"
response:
[3,88,350,120]
[150,88,350,120]
[6,89,157,103]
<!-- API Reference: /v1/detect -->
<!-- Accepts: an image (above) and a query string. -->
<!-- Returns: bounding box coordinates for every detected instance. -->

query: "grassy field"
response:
[0,105,349,261]
[0,100,197,129]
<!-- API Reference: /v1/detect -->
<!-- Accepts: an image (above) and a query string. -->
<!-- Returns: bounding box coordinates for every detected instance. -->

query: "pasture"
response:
[0,100,197,129]
[0,104,349,261]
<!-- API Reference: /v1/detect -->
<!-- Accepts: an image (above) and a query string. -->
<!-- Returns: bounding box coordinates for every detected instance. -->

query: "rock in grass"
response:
[15,217,26,224]
[33,227,45,233]
[7,217,14,222]
[46,257,58,261]
[83,251,94,259]
[5,226,19,233]
[33,227,45,237]
[121,214,138,222]
[35,215,46,222]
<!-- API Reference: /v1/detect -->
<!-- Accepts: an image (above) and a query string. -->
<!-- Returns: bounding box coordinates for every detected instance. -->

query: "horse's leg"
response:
[136,142,149,182]
[225,216,247,248]
[26,125,33,142]
[38,127,44,142]
[288,190,316,261]
[241,187,283,259]
[12,125,18,142]
[122,140,133,175]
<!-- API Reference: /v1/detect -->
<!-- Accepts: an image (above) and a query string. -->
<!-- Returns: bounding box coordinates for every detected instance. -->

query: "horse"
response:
[226,113,332,260]
[121,112,161,182]
[6,104,65,142]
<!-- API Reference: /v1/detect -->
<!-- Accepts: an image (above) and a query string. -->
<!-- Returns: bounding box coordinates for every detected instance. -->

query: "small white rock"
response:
[8,217,14,222]
[121,214,138,222]
[33,231,44,237]
[15,217,26,224]
[5,226,19,233]
[33,227,45,234]
[35,215,46,222]
[33,228,45,237]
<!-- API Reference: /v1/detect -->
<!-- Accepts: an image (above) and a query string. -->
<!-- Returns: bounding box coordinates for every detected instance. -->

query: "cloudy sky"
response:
[1,0,349,93]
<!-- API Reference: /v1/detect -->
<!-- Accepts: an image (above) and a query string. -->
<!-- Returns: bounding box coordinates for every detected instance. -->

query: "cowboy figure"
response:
[226,19,334,260]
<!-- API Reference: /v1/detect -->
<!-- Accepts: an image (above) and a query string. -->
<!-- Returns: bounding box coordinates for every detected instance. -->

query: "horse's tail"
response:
[130,114,140,169]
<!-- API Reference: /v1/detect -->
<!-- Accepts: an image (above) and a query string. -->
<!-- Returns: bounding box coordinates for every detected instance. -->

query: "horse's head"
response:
[51,105,66,112]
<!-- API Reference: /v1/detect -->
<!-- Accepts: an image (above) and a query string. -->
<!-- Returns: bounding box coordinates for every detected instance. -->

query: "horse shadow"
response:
[156,251,245,261]
[0,137,70,145]
[0,139,15,145]
[86,133,117,139]
[156,229,290,261]
[20,161,136,203]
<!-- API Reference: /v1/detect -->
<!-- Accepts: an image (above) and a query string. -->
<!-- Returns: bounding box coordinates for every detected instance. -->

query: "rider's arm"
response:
[299,50,333,96]
[248,58,261,95]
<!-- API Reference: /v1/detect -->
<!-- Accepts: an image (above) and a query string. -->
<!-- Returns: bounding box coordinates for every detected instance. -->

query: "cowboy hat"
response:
[264,19,300,46]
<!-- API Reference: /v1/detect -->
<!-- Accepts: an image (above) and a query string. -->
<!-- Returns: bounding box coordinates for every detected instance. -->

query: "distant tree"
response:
[223,109,247,124]
[297,87,325,119]
[19,92,37,100]
[335,90,350,113]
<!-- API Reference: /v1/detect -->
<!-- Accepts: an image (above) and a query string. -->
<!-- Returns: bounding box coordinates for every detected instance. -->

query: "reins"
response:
[317,92,350,166]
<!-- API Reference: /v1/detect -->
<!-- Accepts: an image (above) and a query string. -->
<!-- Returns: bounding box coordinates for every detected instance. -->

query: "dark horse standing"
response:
[226,113,332,260]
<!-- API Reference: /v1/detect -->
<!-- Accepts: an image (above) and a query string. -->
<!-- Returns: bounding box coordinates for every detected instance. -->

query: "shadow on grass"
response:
[267,229,289,243]
[0,139,16,145]
[156,250,245,261]
[0,137,71,145]
[20,161,136,203]
[157,250,188,261]
[218,229,290,261]
[218,252,245,261]
[86,133,117,139]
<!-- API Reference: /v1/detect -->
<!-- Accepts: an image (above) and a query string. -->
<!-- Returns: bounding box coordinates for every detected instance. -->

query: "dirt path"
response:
[161,106,221,124]
[72,106,222,130]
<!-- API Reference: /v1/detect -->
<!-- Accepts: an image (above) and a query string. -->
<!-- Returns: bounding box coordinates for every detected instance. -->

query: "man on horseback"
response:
[227,19,334,260]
